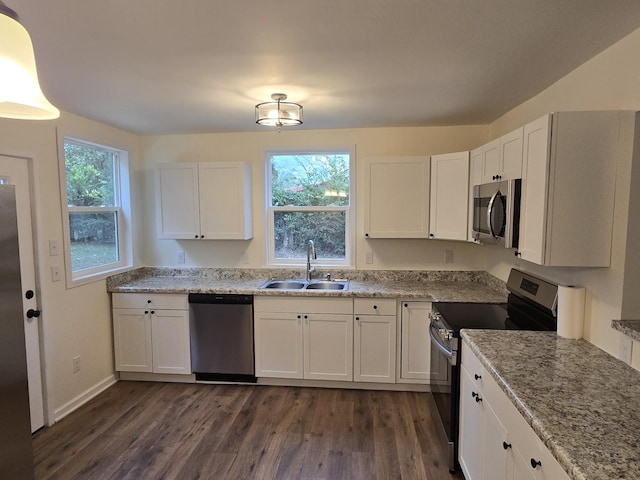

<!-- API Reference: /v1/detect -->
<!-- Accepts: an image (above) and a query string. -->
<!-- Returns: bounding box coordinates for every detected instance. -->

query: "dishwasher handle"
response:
[188,293,253,305]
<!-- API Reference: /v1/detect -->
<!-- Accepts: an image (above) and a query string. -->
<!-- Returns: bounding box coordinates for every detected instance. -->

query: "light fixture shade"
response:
[0,5,60,120]
[256,93,302,127]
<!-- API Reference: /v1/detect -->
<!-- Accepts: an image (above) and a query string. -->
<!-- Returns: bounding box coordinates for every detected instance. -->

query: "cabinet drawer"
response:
[354,298,396,316]
[112,293,188,310]
[461,343,486,387]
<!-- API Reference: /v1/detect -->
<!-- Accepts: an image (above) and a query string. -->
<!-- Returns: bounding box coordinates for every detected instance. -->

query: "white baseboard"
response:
[53,374,119,423]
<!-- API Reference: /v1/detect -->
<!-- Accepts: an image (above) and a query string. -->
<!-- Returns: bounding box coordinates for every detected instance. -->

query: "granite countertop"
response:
[612,319,640,342]
[462,330,640,480]
[106,267,508,303]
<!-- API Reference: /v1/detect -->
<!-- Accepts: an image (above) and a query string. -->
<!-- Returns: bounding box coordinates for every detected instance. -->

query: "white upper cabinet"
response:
[468,146,483,242]
[429,151,470,241]
[481,127,523,183]
[364,156,431,238]
[518,111,624,267]
[156,162,253,240]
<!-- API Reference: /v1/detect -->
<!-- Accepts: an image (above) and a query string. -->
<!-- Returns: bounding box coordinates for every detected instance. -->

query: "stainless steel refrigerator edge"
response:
[0,185,35,479]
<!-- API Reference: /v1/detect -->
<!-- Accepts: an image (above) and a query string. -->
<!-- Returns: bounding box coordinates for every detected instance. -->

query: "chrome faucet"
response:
[306,239,316,282]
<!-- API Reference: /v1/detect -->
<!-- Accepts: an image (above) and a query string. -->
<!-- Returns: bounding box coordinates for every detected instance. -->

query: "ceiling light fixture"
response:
[255,93,303,127]
[0,1,59,120]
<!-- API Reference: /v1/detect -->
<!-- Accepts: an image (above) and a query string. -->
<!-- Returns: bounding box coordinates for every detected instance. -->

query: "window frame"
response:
[265,147,355,268]
[59,137,133,287]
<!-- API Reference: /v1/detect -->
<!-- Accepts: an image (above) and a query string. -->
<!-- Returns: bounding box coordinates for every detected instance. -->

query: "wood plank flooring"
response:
[33,382,465,480]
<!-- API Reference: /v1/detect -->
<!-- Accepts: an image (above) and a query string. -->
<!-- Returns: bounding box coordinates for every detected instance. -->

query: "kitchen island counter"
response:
[462,329,640,480]
[107,267,507,303]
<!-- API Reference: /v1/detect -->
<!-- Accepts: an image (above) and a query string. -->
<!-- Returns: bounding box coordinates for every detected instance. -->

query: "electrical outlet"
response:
[444,250,454,264]
[620,336,633,364]
[72,355,81,373]
[177,250,185,264]
[365,251,374,264]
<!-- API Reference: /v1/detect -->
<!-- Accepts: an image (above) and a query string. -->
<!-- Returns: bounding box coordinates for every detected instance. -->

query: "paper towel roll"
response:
[557,285,586,339]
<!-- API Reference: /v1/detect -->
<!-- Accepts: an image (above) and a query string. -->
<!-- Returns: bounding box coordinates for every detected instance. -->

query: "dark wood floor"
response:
[33,381,465,480]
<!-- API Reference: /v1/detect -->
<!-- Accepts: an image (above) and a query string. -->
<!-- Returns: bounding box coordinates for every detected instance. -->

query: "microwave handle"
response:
[487,190,500,238]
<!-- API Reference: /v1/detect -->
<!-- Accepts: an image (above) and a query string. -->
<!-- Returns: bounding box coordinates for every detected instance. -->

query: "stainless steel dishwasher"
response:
[188,293,255,382]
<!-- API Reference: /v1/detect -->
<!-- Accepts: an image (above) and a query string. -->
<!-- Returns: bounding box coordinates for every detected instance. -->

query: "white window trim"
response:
[59,137,133,288]
[265,147,356,268]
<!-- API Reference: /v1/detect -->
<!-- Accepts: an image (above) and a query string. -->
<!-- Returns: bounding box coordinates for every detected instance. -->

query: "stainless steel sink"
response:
[259,279,349,291]
[305,281,348,290]
[259,279,306,290]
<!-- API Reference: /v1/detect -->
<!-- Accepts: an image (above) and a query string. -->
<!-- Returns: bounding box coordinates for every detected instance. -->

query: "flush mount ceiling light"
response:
[0,1,59,120]
[255,93,303,127]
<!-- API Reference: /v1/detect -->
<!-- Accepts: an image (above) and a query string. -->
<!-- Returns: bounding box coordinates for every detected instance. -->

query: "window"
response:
[266,150,354,267]
[61,138,132,285]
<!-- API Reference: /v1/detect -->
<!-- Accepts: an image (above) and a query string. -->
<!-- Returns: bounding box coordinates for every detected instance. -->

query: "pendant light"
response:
[255,93,303,127]
[0,1,59,120]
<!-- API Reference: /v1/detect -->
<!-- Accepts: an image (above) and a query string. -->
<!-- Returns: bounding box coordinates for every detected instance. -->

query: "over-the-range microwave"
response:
[472,179,521,248]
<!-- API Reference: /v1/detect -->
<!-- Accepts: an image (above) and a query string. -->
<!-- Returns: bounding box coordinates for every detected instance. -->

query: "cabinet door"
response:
[469,147,483,241]
[156,163,200,239]
[254,312,303,379]
[151,309,191,375]
[354,314,396,383]
[483,402,509,480]
[518,114,552,265]
[400,302,431,382]
[304,313,353,381]
[429,151,470,241]
[459,366,484,480]
[113,309,152,372]
[198,162,252,240]
[481,139,500,183]
[364,156,430,238]
[499,127,524,180]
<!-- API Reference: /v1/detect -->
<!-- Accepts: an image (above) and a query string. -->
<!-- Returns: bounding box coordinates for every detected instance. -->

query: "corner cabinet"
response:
[429,151,470,241]
[363,156,431,238]
[112,293,191,375]
[156,162,253,240]
[517,111,625,267]
[459,342,570,480]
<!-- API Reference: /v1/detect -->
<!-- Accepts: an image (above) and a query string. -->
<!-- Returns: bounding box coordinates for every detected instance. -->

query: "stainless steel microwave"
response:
[472,179,521,248]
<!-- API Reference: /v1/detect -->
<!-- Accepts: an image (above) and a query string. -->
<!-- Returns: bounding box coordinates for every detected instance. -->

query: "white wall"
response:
[0,112,141,422]
[484,28,640,358]
[140,125,490,271]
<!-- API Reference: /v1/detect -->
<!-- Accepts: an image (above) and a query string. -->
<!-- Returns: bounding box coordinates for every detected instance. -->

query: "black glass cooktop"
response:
[433,294,556,333]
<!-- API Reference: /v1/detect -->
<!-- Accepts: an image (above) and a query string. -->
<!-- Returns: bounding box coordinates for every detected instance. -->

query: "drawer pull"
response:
[474,374,482,380]
[530,458,542,469]
[502,442,512,450]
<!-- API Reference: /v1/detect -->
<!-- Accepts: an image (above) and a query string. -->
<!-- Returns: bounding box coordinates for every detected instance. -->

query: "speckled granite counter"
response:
[462,330,640,480]
[107,267,508,303]
[612,319,640,342]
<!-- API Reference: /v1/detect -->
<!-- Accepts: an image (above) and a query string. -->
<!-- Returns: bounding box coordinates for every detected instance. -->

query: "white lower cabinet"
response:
[112,293,191,375]
[254,297,354,381]
[459,342,570,480]
[399,301,447,383]
[354,298,397,383]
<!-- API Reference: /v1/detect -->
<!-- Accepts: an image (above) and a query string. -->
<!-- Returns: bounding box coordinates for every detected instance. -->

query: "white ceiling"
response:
[14,0,640,134]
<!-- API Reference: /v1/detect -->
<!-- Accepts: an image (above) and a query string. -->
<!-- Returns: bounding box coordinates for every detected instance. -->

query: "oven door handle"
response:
[429,321,457,366]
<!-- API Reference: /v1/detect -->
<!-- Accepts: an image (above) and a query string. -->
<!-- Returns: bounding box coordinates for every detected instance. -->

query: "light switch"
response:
[51,265,61,282]
[49,240,59,256]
